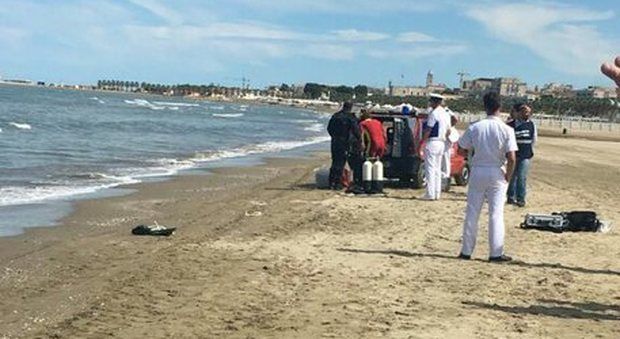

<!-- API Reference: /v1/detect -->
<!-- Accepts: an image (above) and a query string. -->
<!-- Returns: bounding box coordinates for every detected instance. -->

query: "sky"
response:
[0,0,618,89]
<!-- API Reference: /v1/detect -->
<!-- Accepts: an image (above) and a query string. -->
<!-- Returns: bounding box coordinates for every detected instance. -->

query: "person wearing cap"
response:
[420,93,451,200]
[327,101,361,190]
[457,91,517,262]
[506,103,537,207]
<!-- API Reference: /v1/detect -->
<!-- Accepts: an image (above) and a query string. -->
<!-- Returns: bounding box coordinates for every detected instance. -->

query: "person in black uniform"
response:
[506,103,537,207]
[327,102,361,190]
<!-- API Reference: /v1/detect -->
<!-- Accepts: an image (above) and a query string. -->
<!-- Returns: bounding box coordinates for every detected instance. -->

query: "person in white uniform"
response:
[421,93,450,200]
[441,109,459,183]
[457,91,517,262]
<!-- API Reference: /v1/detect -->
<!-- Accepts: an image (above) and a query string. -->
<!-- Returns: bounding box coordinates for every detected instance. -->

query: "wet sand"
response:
[1,136,619,338]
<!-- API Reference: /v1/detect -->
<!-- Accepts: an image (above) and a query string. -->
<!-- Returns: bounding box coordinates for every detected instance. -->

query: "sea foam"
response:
[213,113,244,118]
[9,122,32,130]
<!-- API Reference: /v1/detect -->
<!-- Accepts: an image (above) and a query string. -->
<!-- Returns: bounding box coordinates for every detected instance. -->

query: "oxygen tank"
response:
[371,159,384,193]
[362,159,373,193]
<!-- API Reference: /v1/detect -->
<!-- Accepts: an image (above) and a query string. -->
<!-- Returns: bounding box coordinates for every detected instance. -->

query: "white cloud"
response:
[367,43,467,59]
[396,32,436,43]
[331,29,389,42]
[227,0,442,13]
[466,3,616,76]
[127,0,184,25]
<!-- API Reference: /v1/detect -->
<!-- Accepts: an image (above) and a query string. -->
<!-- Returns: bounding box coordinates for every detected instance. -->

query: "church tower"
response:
[426,70,433,87]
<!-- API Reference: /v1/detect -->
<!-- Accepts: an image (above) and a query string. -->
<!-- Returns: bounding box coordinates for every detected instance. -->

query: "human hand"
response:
[601,56,620,95]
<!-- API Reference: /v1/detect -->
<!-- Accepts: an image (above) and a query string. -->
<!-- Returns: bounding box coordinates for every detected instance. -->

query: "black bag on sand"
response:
[521,211,601,233]
[557,211,600,232]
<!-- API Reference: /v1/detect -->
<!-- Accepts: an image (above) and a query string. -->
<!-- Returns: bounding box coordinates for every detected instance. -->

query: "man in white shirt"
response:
[457,92,518,262]
[421,93,451,200]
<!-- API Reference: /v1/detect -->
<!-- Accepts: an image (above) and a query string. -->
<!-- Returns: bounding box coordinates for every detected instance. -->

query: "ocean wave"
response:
[208,106,225,110]
[304,123,324,133]
[0,176,140,207]
[9,122,32,130]
[153,101,200,107]
[90,97,105,104]
[192,136,330,163]
[124,98,166,110]
[0,135,330,208]
[213,113,244,118]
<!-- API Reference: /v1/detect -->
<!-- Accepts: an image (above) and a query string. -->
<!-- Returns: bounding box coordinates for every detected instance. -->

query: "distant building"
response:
[539,83,574,98]
[575,86,617,99]
[426,70,433,87]
[385,70,447,97]
[462,77,527,97]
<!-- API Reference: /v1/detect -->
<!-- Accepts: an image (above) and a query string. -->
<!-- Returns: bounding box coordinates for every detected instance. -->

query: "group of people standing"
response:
[325,56,620,263]
[326,91,538,263]
[326,102,386,192]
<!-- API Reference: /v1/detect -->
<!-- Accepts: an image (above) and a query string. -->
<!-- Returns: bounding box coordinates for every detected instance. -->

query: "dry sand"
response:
[1,135,619,339]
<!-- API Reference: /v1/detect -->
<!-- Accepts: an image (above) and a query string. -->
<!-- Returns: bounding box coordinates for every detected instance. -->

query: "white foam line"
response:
[9,122,32,130]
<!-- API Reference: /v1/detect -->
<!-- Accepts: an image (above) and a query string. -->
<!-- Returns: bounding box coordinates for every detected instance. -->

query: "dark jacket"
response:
[327,110,361,152]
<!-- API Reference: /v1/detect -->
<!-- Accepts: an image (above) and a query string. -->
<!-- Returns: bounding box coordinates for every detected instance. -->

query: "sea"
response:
[0,84,331,236]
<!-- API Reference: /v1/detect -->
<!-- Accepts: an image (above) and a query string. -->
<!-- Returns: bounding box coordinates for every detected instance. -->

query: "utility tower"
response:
[457,71,470,88]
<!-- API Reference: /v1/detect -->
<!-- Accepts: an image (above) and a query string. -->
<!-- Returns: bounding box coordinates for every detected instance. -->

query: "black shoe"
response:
[347,186,365,194]
[457,253,471,260]
[507,198,516,205]
[489,255,513,263]
[515,201,526,207]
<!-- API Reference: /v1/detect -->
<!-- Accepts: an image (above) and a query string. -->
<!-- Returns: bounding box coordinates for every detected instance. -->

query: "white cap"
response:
[429,93,445,100]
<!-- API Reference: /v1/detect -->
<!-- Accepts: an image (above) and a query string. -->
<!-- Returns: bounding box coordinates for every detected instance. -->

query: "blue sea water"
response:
[0,84,330,236]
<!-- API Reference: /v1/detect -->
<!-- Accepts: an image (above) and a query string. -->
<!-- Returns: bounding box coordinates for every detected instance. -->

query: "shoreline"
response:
[0,139,330,239]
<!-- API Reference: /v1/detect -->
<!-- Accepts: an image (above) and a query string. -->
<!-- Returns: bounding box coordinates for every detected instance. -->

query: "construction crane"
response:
[457,71,470,88]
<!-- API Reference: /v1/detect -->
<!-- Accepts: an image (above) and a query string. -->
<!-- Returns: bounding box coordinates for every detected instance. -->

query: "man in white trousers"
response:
[421,93,450,200]
[457,91,517,262]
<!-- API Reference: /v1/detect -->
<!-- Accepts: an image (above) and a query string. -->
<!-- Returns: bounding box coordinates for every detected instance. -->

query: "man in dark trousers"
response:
[327,101,361,190]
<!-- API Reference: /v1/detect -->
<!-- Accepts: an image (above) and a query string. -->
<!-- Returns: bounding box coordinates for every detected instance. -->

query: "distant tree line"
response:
[303,83,369,102]
[97,80,237,96]
[368,93,618,119]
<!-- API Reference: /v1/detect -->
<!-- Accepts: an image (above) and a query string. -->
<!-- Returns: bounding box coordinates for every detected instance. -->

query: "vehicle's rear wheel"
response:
[454,163,470,186]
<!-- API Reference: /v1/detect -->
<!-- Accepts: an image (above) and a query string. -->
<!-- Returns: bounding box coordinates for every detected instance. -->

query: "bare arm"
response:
[505,151,516,182]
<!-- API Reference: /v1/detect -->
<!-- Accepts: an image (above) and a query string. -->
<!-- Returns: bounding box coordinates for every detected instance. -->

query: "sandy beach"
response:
[1,134,619,338]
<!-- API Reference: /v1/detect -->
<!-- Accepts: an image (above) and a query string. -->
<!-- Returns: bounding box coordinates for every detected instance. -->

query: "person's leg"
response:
[423,143,436,199]
[434,142,445,199]
[516,158,531,204]
[347,152,363,186]
[460,169,485,256]
[487,168,509,258]
[506,169,517,204]
[329,143,346,189]
[441,141,451,179]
